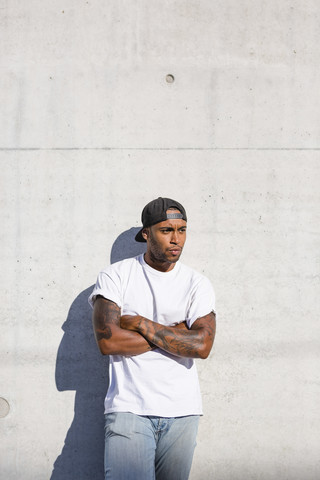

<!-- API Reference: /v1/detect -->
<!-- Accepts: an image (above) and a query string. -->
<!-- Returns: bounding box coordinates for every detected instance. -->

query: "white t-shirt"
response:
[89,254,215,417]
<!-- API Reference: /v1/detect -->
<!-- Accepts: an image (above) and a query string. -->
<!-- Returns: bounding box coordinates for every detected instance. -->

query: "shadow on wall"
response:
[51,227,146,480]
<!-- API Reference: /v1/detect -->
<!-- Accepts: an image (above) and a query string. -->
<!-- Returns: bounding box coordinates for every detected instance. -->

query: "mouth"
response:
[168,248,182,255]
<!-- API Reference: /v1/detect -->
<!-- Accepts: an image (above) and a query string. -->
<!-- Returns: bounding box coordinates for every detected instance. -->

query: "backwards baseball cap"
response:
[135,197,187,242]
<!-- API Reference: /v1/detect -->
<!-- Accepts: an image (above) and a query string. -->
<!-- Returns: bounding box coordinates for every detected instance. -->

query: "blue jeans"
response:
[104,412,200,480]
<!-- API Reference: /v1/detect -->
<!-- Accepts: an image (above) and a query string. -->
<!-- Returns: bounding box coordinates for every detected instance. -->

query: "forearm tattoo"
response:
[137,312,216,358]
[93,296,120,342]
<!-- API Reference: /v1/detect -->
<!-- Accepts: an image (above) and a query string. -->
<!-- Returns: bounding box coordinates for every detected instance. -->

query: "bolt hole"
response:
[0,398,10,418]
[166,74,175,83]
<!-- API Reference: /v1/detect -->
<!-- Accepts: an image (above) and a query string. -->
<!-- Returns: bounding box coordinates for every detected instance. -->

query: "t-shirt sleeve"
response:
[88,269,122,309]
[186,276,216,328]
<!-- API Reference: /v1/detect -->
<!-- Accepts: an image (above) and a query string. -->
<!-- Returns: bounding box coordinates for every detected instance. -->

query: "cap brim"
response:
[135,228,146,242]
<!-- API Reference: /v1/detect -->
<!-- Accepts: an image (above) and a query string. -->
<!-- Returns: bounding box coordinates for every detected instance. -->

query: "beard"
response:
[148,230,182,265]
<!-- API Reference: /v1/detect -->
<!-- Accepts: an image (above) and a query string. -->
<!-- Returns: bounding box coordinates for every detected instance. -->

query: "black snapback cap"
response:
[135,197,187,242]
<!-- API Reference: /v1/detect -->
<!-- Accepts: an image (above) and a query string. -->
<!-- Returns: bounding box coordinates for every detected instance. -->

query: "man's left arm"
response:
[120,312,216,359]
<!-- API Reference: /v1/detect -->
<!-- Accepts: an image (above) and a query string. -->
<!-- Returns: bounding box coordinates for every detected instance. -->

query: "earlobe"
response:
[142,228,148,240]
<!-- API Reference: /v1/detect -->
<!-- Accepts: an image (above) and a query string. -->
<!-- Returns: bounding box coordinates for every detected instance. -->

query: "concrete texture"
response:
[1,1,319,479]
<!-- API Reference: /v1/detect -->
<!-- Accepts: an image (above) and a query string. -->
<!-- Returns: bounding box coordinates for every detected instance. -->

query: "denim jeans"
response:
[104,412,200,480]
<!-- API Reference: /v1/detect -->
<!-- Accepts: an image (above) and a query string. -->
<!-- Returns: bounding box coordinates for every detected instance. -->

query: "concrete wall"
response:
[1,1,319,479]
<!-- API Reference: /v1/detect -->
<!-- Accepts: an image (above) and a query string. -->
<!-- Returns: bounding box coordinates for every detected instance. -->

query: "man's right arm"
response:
[92,295,155,356]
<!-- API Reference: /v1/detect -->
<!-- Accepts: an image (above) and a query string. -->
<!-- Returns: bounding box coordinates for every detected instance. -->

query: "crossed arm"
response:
[92,295,216,359]
[92,296,154,356]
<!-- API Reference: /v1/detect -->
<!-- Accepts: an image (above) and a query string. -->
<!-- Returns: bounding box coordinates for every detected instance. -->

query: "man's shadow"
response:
[51,228,146,480]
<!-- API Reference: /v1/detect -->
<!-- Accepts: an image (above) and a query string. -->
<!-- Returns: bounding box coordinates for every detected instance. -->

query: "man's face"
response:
[143,209,187,267]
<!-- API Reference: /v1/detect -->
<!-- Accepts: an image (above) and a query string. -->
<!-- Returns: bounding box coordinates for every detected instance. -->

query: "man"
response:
[89,197,216,480]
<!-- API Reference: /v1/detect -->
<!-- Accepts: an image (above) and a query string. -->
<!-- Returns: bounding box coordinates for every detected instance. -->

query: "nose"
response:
[170,230,179,244]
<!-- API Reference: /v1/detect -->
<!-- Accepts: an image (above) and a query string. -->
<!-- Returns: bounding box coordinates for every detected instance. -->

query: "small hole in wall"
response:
[0,398,10,418]
[166,74,175,83]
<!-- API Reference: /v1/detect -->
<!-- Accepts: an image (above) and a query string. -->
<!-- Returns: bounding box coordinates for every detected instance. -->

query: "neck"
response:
[144,252,176,272]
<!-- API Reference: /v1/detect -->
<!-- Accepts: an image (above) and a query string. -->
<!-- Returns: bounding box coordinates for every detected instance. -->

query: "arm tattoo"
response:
[93,296,120,341]
[137,312,216,358]
[153,327,202,357]
[96,325,112,341]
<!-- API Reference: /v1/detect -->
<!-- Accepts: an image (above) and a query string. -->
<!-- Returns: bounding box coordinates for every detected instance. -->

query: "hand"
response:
[120,315,157,351]
[173,321,189,330]
[120,314,141,332]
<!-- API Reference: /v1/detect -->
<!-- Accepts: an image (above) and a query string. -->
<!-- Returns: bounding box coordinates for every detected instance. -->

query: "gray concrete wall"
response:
[1,1,319,479]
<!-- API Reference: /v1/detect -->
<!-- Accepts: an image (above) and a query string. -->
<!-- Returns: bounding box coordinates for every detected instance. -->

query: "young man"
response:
[89,197,216,480]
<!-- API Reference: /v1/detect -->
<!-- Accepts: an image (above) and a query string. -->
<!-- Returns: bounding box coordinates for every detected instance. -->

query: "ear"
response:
[142,228,148,240]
